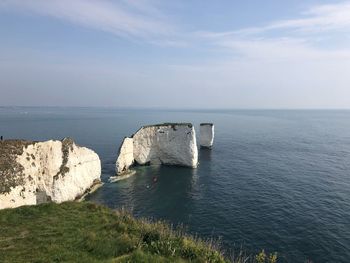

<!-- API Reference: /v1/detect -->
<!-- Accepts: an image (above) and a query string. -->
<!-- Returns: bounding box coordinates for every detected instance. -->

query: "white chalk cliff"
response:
[0,138,101,209]
[116,123,198,174]
[115,137,134,174]
[200,123,214,148]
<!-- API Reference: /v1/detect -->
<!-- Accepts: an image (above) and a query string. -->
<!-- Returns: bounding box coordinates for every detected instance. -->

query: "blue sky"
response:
[1,0,350,108]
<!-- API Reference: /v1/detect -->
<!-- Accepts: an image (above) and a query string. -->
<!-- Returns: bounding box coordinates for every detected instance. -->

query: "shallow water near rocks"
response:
[1,107,350,263]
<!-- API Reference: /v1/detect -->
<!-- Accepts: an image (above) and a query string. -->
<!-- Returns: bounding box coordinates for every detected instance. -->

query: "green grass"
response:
[0,202,228,263]
[0,202,280,263]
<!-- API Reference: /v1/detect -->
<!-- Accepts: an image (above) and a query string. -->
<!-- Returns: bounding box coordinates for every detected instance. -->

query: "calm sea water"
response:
[1,107,350,262]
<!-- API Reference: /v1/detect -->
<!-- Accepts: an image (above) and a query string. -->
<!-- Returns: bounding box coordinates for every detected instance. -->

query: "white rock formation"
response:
[115,123,198,174]
[200,123,214,148]
[0,138,101,209]
[115,137,134,174]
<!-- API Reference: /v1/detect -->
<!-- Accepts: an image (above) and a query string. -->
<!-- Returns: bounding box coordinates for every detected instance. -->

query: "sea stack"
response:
[200,123,214,148]
[0,138,101,209]
[115,137,134,174]
[116,123,198,174]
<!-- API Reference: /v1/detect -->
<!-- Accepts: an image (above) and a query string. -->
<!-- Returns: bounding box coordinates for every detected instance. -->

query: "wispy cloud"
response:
[194,1,350,62]
[2,1,350,108]
[238,2,350,35]
[277,2,350,32]
[0,0,173,40]
[161,2,350,109]
[3,0,350,51]
[197,1,350,39]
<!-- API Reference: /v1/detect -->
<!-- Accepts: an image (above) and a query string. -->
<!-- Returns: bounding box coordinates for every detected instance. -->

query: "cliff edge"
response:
[0,138,101,209]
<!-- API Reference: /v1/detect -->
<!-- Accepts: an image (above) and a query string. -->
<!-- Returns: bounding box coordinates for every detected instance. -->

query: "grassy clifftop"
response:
[0,202,279,263]
[0,202,228,263]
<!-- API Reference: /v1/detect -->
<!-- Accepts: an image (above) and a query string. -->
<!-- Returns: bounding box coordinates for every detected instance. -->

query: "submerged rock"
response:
[200,123,214,148]
[0,138,101,209]
[115,123,198,174]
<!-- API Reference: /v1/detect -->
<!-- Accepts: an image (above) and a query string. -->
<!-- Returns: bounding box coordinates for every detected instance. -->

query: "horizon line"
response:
[1,106,350,111]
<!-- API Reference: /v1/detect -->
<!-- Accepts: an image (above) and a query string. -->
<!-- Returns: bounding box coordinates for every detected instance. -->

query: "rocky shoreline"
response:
[0,122,213,209]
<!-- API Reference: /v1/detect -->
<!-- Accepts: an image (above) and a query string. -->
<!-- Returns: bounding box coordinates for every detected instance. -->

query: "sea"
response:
[1,107,349,263]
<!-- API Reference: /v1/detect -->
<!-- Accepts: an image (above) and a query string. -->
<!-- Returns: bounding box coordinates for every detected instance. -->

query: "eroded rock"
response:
[200,123,214,148]
[0,138,101,209]
[116,137,134,174]
[115,123,198,174]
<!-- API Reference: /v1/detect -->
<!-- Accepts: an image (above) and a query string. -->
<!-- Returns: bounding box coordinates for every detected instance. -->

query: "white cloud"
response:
[0,0,173,39]
[2,0,350,108]
[163,2,350,108]
[3,0,350,51]
[196,1,350,39]
[215,37,350,62]
[268,2,350,33]
[194,1,350,63]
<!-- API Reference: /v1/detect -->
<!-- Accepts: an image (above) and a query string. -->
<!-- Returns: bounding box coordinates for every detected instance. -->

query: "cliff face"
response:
[133,123,198,167]
[0,138,101,209]
[115,123,198,174]
[200,123,214,148]
[115,137,134,174]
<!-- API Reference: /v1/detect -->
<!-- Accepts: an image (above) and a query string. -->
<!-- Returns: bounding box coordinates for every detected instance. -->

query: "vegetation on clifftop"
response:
[0,202,278,263]
[0,140,35,194]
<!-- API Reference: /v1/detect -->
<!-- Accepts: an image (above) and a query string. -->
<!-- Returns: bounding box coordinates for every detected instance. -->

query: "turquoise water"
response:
[1,107,350,262]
